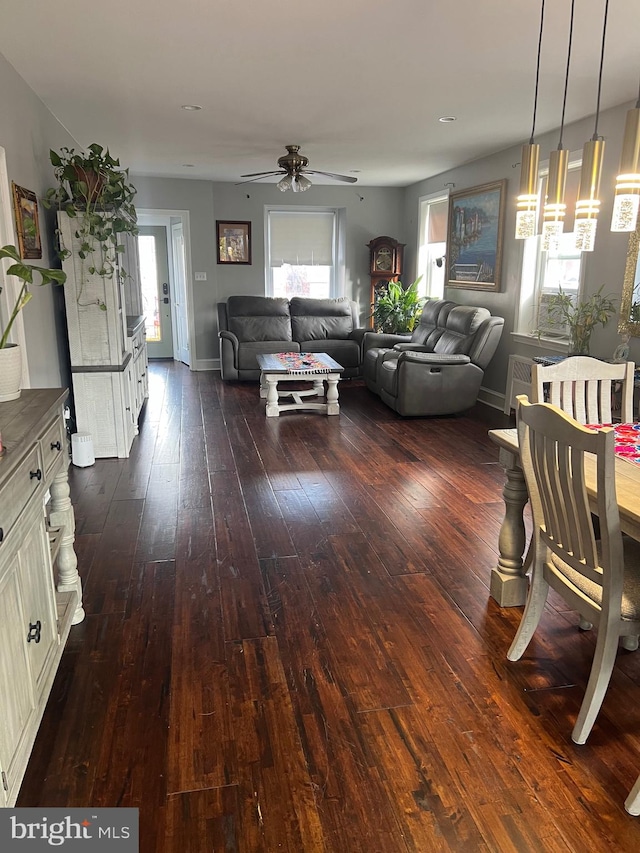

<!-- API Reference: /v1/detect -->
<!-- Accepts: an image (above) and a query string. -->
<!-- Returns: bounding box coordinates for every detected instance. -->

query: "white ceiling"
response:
[1,0,638,187]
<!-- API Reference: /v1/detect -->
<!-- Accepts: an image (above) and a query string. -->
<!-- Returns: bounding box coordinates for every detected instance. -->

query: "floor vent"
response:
[504,355,533,414]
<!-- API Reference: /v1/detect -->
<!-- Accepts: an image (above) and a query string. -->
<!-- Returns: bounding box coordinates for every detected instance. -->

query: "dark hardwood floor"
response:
[18,362,640,851]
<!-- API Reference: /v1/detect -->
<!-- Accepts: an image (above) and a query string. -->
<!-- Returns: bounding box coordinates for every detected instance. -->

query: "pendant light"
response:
[542,0,575,252]
[574,0,609,252]
[515,0,545,240]
[611,74,640,232]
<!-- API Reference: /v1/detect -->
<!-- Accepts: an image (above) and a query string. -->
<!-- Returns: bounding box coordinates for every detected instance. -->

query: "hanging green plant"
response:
[43,144,138,310]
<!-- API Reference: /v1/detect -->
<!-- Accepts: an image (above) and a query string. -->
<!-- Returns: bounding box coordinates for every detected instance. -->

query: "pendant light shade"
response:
[575,138,605,251]
[277,174,293,192]
[515,0,545,240]
[611,102,640,232]
[542,148,569,251]
[541,0,574,252]
[573,0,608,252]
[516,143,541,239]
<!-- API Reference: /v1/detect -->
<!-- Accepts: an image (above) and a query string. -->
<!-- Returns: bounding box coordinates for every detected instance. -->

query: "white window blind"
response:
[269,211,334,266]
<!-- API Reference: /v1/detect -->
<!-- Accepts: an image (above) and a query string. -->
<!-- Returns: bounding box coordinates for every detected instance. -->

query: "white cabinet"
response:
[58,212,148,458]
[0,389,83,806]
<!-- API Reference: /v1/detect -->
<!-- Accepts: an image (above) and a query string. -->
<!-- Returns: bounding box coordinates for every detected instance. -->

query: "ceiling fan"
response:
[237,144,357,192]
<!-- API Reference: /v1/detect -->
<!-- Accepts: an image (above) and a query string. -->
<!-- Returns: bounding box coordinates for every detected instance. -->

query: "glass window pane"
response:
[138,235,161,342]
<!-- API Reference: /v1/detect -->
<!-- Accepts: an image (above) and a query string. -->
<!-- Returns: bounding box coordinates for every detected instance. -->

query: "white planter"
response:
[0,344,22,402]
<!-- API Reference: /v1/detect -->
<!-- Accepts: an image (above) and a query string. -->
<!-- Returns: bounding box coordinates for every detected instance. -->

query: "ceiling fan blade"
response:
[240,170,285,178]
[304,170,358,184]
[235,171,286,186]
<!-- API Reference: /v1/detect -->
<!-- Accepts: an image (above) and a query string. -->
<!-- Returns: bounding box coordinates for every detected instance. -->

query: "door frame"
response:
[137,209,195,368]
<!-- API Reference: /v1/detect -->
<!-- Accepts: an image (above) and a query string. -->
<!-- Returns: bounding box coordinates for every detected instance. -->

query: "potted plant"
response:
[43,143,138,309]
[0,244,66,401]
[542,285,617,356]
[371,277,425,333]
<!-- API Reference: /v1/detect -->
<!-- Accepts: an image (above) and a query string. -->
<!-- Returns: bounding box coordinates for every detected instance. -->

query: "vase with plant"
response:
[0,244,66,401]
[371,277,425,333]
[43,143,138,310]
[540,285,617,356]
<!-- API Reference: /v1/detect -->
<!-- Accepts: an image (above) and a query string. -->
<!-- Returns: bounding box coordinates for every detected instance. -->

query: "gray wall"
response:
[402,100,639,402]
[132,177,405,364]
[0,53,77,388]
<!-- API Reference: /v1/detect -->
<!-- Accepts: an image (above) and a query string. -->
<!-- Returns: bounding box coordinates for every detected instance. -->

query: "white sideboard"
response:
[58,212,148,458]
[0,389,83,807]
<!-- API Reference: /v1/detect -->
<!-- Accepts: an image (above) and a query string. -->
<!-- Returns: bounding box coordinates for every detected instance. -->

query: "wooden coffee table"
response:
[256,352,343,417]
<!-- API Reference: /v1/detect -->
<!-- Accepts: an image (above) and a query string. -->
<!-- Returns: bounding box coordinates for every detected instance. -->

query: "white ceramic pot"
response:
[0,343,22,402]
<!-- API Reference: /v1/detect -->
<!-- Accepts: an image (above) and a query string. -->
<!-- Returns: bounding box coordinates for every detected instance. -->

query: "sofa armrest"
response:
[397,352,471,367]
[219,329,239,346]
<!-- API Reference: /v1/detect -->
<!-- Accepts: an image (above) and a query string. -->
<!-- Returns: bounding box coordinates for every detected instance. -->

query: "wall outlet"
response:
[194,272,207,281]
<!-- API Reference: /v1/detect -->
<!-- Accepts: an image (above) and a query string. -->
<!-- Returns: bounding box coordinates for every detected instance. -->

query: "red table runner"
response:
[585,423,640,464]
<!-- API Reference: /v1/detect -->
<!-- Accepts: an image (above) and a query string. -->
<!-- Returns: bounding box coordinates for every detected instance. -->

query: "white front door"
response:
[138,226,173,359]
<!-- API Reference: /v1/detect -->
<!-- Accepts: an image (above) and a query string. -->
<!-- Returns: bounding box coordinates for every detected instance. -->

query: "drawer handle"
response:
[50,440,62,451]
[27,620,41,644]
[30,468,42,481]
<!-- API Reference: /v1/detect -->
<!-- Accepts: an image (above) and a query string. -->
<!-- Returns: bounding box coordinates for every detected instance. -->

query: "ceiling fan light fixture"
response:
[292,175,312,193]
[277,175,293,192]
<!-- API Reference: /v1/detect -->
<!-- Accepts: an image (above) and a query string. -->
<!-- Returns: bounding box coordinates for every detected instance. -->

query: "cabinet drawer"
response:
[0,446,44,546]
[40,417,66,477]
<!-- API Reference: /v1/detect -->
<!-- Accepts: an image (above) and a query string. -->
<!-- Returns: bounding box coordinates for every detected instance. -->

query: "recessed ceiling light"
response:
[181,104,202,111]
[438,116,456,123]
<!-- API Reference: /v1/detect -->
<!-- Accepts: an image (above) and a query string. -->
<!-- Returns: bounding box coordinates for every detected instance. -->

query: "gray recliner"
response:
[364,302,504,416]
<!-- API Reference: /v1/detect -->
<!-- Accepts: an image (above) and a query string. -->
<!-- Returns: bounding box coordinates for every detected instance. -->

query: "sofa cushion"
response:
[433,306,491,355]
[411,299,454,348]
[227,295,293,343]
[299,339,361,369]
[290,297,354,342]
[237,341,300,371]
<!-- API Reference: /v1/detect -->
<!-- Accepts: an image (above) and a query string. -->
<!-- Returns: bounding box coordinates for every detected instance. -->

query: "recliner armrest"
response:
[363,331,412,354]
[397,352,471,366]
[393,343,431,353]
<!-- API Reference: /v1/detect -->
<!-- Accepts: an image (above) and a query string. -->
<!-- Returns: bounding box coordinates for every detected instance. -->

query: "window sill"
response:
[511,332,570,354]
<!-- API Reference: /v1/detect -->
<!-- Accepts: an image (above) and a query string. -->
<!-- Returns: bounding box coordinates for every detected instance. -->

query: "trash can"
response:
[71,431,95,467]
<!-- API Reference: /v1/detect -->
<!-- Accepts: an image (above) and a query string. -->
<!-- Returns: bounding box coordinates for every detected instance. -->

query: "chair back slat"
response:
[531,357,635,425]
[516,397,622,599]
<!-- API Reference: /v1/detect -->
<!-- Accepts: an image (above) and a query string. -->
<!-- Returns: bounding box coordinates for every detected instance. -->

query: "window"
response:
[265,207,344,299]
[516,156,584,342]
[416,192,449,299]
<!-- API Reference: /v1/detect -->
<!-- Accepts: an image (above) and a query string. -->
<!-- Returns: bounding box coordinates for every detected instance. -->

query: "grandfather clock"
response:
[367,236,405,311]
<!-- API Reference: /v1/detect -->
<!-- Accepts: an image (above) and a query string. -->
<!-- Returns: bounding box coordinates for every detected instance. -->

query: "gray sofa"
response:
[363,299,504,416]
[218,295,368,381]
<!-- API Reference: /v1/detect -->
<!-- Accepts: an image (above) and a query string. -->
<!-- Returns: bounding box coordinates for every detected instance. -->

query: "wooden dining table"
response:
[488,424,640,607]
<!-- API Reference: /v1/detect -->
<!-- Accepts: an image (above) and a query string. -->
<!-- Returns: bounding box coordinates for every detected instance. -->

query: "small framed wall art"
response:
[12,183,42,259]
[216,220,252,265]
[446,179,506,292]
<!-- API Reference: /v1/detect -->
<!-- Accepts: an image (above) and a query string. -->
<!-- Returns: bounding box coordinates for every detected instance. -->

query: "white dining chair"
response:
[531,356,635,425]
[508,396,640,744]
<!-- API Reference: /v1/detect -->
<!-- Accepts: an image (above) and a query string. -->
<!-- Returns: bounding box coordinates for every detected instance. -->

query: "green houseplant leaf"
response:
[0,245,66,349]
[371,276,425,333]
[540,285,617,356]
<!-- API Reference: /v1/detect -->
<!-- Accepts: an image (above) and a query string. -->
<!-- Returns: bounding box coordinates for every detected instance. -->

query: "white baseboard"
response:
[478,385,506,412]
[191,357,219,372]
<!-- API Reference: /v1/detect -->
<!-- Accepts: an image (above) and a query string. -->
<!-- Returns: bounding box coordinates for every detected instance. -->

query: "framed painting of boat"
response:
[446,179,506,291]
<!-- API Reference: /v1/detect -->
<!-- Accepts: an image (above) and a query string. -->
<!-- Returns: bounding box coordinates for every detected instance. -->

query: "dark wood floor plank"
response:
[227,638,327,852]
[17,366,640,853]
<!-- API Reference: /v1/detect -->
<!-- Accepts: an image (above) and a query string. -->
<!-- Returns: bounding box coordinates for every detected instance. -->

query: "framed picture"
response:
[446,179,506,292]
[216,220,252,265]
[12,183,42,259]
